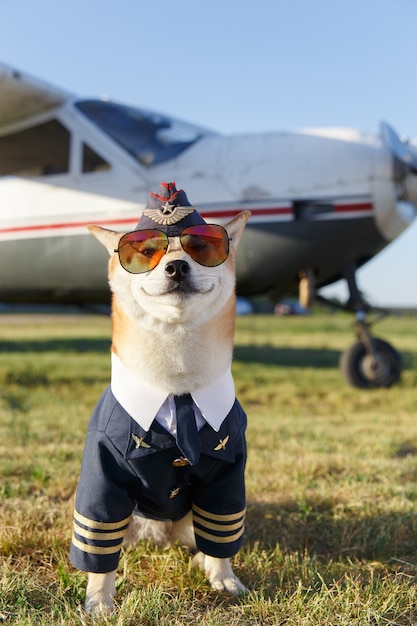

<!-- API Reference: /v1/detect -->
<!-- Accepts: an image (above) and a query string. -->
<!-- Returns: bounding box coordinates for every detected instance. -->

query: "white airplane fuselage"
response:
[2,60,417,389]
[0,98,415,303]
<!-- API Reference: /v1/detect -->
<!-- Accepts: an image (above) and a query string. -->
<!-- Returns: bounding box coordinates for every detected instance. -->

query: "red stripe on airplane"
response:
[0,207,293,235]
[201,206,293,218]
[334,202,373,213]
[0,217,137,235]
[0,202,372,236]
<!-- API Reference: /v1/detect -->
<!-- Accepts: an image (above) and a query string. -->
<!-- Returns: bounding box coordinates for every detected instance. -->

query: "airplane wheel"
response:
[340,338,402,389]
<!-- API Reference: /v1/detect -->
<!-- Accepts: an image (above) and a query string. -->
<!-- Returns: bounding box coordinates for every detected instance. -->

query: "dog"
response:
[69,182,251,613]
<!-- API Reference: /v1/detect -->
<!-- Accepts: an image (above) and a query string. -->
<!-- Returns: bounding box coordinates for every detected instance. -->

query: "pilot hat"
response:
[136,181,206,232]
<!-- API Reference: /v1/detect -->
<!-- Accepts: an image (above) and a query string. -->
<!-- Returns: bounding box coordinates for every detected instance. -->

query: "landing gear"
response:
[318,265,402,389]
[340,317,402,388]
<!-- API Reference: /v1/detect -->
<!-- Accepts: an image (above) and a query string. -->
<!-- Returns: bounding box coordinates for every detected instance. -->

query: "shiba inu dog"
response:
[69,182,251,613]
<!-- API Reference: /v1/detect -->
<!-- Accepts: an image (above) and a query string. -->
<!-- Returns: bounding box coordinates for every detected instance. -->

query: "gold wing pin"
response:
[142,204,195,226]
[214,435,230,451]
[132,433,151,449]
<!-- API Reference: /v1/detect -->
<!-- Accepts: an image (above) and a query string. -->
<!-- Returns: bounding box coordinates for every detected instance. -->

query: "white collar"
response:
[110,353,235,432]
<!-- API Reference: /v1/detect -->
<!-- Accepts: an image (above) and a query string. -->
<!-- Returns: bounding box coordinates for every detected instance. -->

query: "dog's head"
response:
[89,182,250,329]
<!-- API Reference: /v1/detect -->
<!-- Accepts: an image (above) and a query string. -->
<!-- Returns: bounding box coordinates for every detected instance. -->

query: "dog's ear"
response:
[87,225,123,257]
[224,211,251,252]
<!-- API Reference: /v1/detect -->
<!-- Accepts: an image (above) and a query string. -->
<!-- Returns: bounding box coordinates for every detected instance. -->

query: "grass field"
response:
[1,310,417,625]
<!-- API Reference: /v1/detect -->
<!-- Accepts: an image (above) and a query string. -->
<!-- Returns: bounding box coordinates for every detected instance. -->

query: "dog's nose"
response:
[165,259,190,283]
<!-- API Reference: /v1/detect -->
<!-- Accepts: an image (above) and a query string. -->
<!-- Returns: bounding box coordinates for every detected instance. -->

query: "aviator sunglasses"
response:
[115,224,230,274]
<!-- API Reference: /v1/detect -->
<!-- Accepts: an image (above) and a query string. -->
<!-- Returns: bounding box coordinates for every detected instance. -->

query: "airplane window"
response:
[0,119,70,176]
[82,143,110,173]
[75,100,212,166]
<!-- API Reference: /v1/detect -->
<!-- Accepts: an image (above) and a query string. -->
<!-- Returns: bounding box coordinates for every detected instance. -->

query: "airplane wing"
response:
[0,62,72,128]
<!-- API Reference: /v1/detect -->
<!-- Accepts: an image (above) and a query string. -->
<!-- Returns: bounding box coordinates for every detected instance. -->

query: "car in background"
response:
[236,297,253,315]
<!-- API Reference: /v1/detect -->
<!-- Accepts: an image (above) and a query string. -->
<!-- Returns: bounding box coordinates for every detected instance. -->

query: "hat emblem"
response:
[142,203,195,226]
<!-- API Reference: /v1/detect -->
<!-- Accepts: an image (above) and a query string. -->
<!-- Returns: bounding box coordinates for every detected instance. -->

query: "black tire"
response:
[340,338,402,389]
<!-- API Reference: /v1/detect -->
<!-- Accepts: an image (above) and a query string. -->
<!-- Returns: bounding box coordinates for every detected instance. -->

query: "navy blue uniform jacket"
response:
[70,386,247,573]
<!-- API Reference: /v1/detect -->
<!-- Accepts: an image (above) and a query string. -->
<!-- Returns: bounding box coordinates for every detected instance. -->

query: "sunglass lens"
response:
[181,225,229,267]
[118,230,168,273]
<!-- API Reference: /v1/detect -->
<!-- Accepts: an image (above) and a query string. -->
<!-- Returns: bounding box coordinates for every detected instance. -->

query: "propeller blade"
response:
[380,121,417,173]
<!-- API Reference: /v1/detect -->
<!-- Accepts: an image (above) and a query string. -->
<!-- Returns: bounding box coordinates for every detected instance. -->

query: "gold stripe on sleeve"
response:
[71,535,122,556]
[194,525,245,544]
[192,504,246,523]
[193,513,244,533]
[74,510,131,531]
[73,522,126,542]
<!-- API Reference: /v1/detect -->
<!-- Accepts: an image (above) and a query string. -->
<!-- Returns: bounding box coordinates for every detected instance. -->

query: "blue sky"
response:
[1,0,417,306]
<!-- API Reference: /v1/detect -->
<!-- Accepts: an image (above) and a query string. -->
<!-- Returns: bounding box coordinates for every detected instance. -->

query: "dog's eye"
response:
[183,237,207,252]
[140,247,157,257]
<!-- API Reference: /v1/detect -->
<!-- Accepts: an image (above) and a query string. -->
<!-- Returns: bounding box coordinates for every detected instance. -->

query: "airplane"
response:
[1,61,417,390]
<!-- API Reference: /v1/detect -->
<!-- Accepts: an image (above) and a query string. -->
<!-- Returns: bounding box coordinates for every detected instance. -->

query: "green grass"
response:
[1,311,417,624]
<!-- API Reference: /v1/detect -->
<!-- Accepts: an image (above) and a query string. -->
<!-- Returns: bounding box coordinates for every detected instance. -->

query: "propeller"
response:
[380,121,417,174]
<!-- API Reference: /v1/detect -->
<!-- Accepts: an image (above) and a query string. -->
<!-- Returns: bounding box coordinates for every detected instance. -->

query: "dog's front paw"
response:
[209,573,248,595]
[84,596,113,615]
[201,554,247,595]
[84,571,116,615]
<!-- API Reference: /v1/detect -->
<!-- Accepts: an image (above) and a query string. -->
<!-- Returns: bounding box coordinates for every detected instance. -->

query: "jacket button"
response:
[172,457,190,467]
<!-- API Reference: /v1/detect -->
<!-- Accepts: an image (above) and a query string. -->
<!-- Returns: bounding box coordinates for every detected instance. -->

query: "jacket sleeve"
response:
[69,428,137,573]
[192,410,247,559]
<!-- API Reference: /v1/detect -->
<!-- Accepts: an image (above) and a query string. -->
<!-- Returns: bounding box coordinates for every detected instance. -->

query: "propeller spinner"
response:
[380,121,417,174]
[380,121,417,207]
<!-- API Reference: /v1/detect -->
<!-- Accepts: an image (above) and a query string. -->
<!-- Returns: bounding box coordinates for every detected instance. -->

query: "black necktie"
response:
[174,394,201,466]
